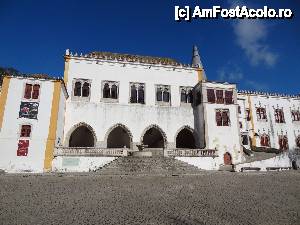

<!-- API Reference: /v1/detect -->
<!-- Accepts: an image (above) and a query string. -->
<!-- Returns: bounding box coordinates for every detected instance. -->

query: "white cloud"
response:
[229,1,278,66]
[217,63,244,82]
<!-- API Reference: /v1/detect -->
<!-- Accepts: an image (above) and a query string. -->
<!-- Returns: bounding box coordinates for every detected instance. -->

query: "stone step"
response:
[96,156,203,175]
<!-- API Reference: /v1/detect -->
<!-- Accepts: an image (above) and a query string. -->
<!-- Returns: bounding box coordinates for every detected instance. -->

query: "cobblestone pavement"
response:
[0,171,299,225]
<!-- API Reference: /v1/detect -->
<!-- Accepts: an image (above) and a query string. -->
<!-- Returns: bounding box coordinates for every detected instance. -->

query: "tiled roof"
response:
[67,50,192,67]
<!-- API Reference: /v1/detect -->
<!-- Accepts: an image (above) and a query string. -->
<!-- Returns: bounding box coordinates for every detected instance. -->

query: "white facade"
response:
[0,48,299,173]
[0,76,67,172]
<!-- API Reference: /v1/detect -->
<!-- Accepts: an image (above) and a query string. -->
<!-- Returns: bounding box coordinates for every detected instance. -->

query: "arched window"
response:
[82,82,90,97]
[260,134,270,147]
[74,81,82,97]
[163,88,170,102]
[32,84,40,99]
[156,87,162,101]
[111,84,118,99]
[180,89,187,103]
[103,83,110,98]
[138,86,144,104]
[130,84,137,103]
[187,90,193,103]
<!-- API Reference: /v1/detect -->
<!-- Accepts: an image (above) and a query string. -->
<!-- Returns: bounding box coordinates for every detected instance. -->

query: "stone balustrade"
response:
[54,147,127,157]
[166,149,218,157]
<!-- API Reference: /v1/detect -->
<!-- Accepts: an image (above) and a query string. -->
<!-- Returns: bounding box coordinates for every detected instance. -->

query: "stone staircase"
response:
[95,156,203,175]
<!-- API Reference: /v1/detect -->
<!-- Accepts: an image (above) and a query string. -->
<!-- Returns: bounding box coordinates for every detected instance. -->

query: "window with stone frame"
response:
[102,81,119,101]
[156,85,170,104]
[130,83,145,104]
[180,87,193,104]
[225,90,233,104]
[291,110,300,122]
[239,122,243,129]
[20,125,32,138]
[256,107,267,121]
[207,89,215,103]
[216,90,224,104]
[275,109,285,123]
[260,134,270,147]
[216,109,230,126]
[72,79,91,100]
[278,135,288,150]
[24,83,40,100]
[246,109,251,121]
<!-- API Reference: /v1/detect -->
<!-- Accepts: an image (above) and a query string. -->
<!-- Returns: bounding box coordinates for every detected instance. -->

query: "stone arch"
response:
[175,125,196,149]
[104,123,133,148]
[141,124,167,148]
[224,152,232,165]
[65,122,97,147]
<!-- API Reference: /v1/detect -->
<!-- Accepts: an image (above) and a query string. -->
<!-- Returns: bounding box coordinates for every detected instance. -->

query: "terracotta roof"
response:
[67,51,189,67]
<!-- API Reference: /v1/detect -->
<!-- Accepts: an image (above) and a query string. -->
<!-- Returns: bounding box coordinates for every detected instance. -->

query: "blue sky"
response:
[0,0,299,94]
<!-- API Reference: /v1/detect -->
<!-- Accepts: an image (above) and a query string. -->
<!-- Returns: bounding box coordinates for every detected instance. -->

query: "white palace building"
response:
[0,46,299,173]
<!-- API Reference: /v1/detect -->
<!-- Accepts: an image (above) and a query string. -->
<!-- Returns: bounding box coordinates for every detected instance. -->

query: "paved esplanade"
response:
[0,171,299,225]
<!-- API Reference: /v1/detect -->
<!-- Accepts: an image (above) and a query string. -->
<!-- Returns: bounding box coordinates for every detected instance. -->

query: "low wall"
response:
[235,153,291,172]
[52,156,116,172]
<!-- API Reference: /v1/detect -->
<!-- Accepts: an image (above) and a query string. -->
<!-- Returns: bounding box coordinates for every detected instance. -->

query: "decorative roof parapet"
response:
[237,90,299,98]
[66,49,192,68]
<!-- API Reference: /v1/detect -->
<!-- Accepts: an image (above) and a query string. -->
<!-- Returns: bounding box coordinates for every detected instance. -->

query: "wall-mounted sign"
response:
[19,102,39,119]
[17,140,29,156]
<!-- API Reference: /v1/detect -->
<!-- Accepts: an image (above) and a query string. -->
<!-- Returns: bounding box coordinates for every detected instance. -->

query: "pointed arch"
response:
[65,122,97,147]
[140,124,167,148]
[104,123,133,149]
[175,125,196,149]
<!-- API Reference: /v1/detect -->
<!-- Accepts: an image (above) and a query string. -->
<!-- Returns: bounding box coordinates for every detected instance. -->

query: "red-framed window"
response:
[225,91,233,104]
[260,134,270,147]
[216,109,230,126]
[207,89,215,103]
[256,107,267,120]
[20,125,31,137]
[216,90,224,104]
[275,109,285,123]
[24,83,40,100]
[278,135,288,150]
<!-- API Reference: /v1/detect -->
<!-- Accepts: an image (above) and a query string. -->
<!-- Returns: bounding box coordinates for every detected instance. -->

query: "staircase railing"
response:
[54,147,127,157]
[166,149,218,157]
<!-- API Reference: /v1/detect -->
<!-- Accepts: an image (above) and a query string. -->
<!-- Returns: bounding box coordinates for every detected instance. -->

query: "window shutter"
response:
[24,84,32,99]
[32,84,40,99]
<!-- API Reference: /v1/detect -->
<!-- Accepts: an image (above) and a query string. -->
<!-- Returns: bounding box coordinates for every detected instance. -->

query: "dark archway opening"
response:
[69,126,95,147]
[107,126,131,148]
[142,127,165,148]
[176,128,196,149]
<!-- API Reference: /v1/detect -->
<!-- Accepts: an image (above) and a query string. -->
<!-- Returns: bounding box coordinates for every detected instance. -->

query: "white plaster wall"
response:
[240,93,300,150]
[0,78,54,172]
[55,85,67,147]
[176,157,220,170]
[66,58,198,107]
[235,153,291,172]
[63,58,199,148]
[64,102,195,147]
[52,156,116,172]
[202,82,242,164]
